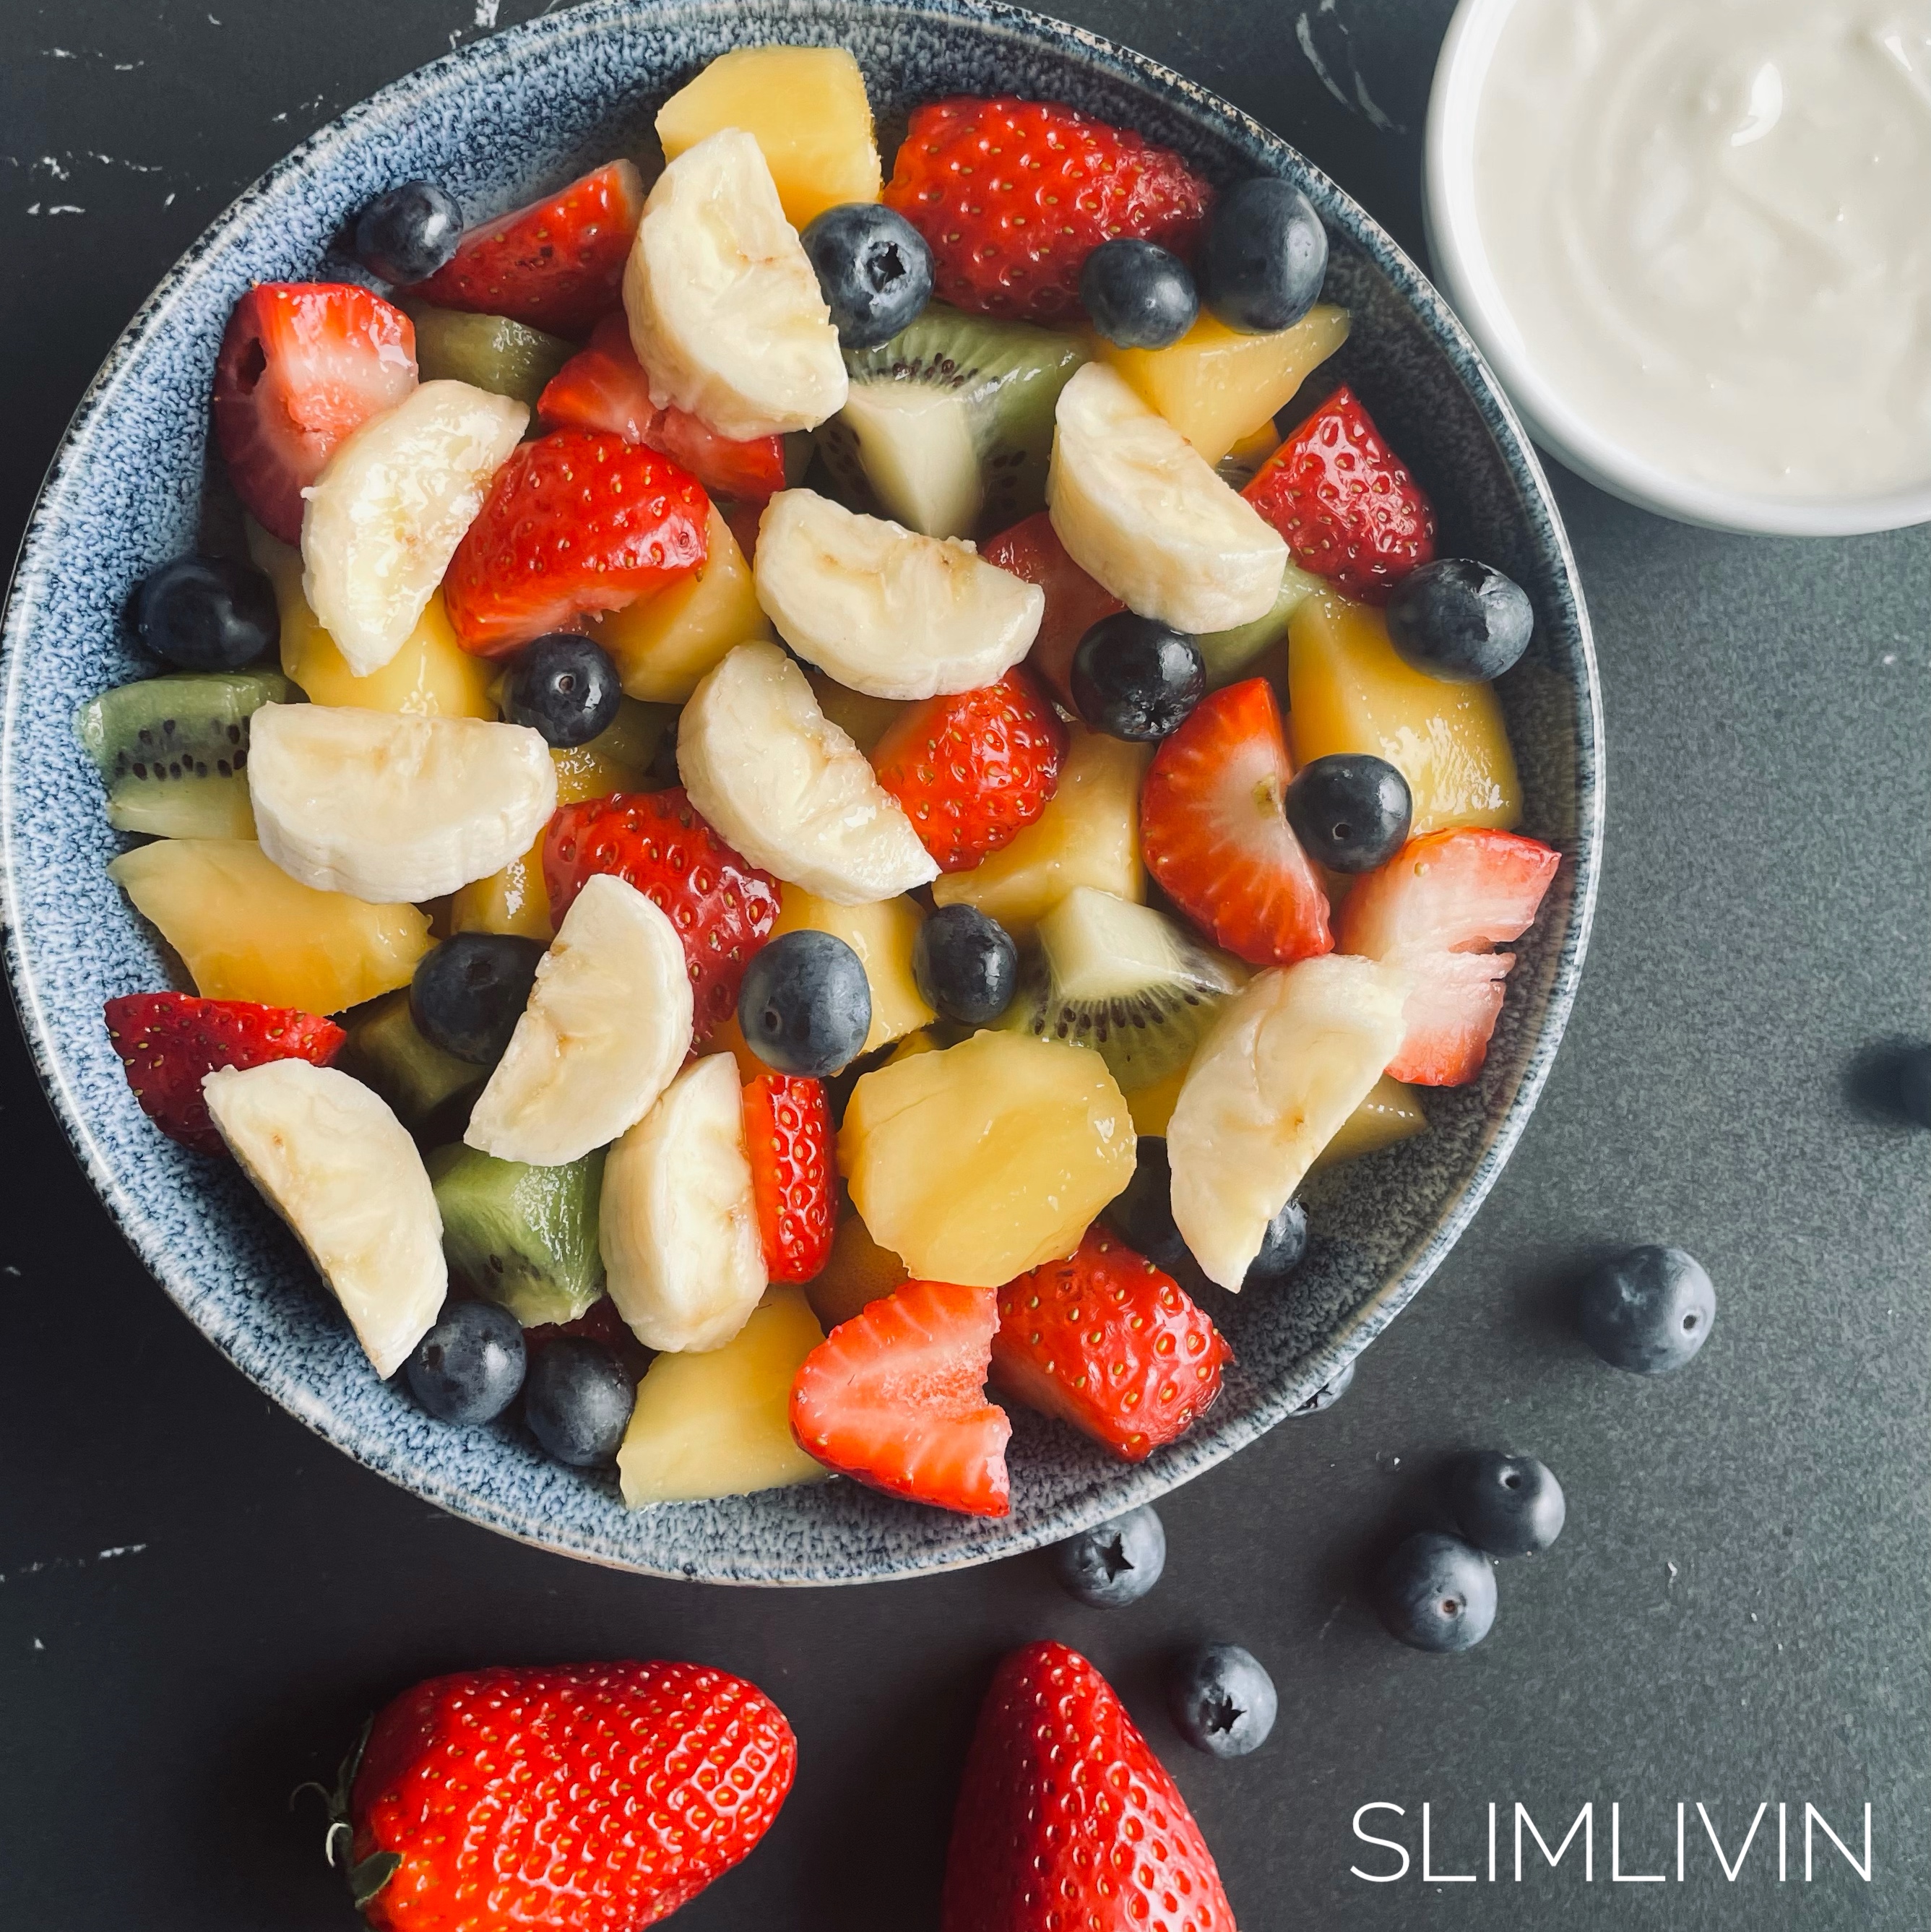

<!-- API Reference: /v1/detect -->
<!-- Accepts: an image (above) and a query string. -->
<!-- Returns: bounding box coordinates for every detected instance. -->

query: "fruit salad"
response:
[87,46,1560,1519]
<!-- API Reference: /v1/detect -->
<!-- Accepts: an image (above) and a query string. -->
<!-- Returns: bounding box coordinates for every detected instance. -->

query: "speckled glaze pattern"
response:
[0,0,1600,1584]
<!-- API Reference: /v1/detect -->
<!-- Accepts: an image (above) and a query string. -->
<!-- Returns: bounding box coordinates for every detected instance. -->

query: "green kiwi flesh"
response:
[426,1142,607,1328]
[1196,564,1326,689]
[404,303,576,408]
[340,991,483,1131]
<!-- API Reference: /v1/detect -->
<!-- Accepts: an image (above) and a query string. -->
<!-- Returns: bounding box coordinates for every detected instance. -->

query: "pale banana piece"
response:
[300,379,527,676]
[1047,362,1287,634]
[600,1053,767,1353]
[465,874,694,1168]
[623,127,847,440]
[247,702,556,903]
[202,1060,446,1379]
[678,641,936,906]
[1167,954,1410,1290]
[751,489,1044,699]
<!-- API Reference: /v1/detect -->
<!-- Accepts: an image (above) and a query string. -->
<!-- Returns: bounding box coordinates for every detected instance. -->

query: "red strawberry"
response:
[992,1226,1229,1462]
[742,1074,834,1283]
[870,667,1067,873]
[336,1660,793,1931]
[543,788,780,1039]
[1243,385,1436,603]
[404,160,646,340]
[789,1279,1011,1517]
[210,282,417,543]
[1140,678,1333,967]
[442,429,709,657]
[103,993,345,1156]
[941,1642,1236,1932]
[982,512,1123,710]
[1337,827,1560,1085]
[883,98,1214,323]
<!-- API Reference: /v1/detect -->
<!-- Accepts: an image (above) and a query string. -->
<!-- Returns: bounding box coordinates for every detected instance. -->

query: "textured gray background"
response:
[1,1,1926,1926]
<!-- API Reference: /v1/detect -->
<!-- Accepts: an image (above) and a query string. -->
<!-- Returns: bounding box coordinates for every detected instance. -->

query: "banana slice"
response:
[1048,362,1287,634]
[752,490,1044,699]
[678,641,937,905]
[600,1052,766,1353]
[1167,954,1410,1290]
[202,1060,446,1378]
[465,874,694,1168]
[248,702,556,904]
[301,379,527,677]
[623,128,847,440]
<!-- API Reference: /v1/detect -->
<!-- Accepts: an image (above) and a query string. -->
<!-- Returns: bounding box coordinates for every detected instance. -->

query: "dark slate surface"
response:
[1,2,1925,1926]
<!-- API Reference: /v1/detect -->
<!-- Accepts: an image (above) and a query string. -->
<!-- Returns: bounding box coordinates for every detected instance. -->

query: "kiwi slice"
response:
[340,990,483,1130]
[404,303,576,409]
[998,887,1244,1092]
[74,668,293,839]
[426,1142,607,1327]
[1197,563,1326,689]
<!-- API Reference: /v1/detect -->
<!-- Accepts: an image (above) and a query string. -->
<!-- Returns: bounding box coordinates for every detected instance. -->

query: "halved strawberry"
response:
[980,512,1124,711]
[405,160,646,340]
[1338,827,1560,1084]
[789,1280,1011,1516]
[210,283,417,543]
[1139,677,1333,966]
[743,1073,834,1284]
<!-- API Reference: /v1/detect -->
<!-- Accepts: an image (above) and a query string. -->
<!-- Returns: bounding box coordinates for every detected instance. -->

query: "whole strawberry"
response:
[742,1072,834,1282]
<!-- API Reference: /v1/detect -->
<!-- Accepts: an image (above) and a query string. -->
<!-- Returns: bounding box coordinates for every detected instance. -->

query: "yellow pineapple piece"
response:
[1287,590,1521,835]
[1310,1075,1428,1172]
[805,668,907,754]
[617,1285,830,1506]
[1090,304,1351,465]
[657,46,881,230]
[1127,1064,1188,1137]
[839,1031,1134,1286]
[805,1206,909,1331]
[770,886,933,1053]
[449,845,553,943]
[931,727,1149,938]
[108,839,430,1013]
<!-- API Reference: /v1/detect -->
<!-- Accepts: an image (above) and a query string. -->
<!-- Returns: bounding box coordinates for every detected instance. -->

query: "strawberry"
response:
[883,98,1214,323]
[789,1278,1011,1516]
[1338,827,1560,1085]
[332,1659,793,1930]
[982,512,1123,710]
[992,1226,1229,1462]
[743,1073,834,1283]
[537,314,790,503]
[1243,385,1436,604]
[543,787,780,1039]
[210,282,417,543]
[870,666,1067,873]
[442,429,709,657]
[1140,678,1333,967]
[941,1641,1236,1932]
[403,160,647,340]
[103,993,345,1155]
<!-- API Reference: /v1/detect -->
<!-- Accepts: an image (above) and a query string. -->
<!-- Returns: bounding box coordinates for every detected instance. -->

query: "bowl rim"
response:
[1424,0,1931,540]
[1,0,1604,1584]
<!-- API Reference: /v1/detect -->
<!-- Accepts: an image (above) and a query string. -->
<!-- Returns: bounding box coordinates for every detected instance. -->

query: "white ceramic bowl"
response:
[1424,0,1931,538]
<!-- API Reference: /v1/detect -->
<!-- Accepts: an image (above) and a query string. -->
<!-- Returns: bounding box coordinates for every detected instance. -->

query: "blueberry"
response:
[1375,1531,1496,1652]
[1244,1196,1308,1285]
[1105,1138,1191,1276]
[1899,1044,1931,1128]
[523,1336,635,1467]
[1053,1504,1167,1608]
[1292,1358,1355,1415]
[738,930,872,1077]
[406,1299,526,1425]
[1384,559,1534,683]
[353,180,464,285]
[1071,613,1205,741]
[1079,239,1198,350]
[1284,754,1413,874]
[1198,178,1329,335]
[1167,1644,1277,1757]
[133,554,279,671]
[1576,1244,1714,1374]
[800,202,934,350]
[411,932,546,1066]
[912,904,1018,1026]
[503,634,622,748]
[1448,1451,1565,1558]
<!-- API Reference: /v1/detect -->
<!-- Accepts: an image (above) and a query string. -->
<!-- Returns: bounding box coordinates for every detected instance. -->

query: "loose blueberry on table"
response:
[1053,1503,1167,1608]
[1577,1245,1716,1375]
[1375,1530,1499,1652]
[1448,1449,1566,1558]
[1167,1642,1279,1757]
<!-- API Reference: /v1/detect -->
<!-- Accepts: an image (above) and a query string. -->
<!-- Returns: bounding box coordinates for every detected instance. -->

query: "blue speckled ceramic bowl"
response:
[0,0,1599,1584]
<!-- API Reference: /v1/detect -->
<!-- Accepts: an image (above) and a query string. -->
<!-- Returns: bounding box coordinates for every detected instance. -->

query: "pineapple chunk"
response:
[805,668,907,754]
[771,885,933,1053]
[108,838,429,1013]
[1310,1074,1427,1171]
[449,844,553,943]
[1090,305,1351,465]
[657,46,882,230]
[805,1206,908,1330]
[1287,590,1521,835]
[617,1284,829,1506]
[839,1030,1134,1286]
[931,726,1148,938]
[1127,1064,1188,1137]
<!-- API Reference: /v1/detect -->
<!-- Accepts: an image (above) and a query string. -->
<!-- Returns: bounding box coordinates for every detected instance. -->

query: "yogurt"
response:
[1464,0,1931,501]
